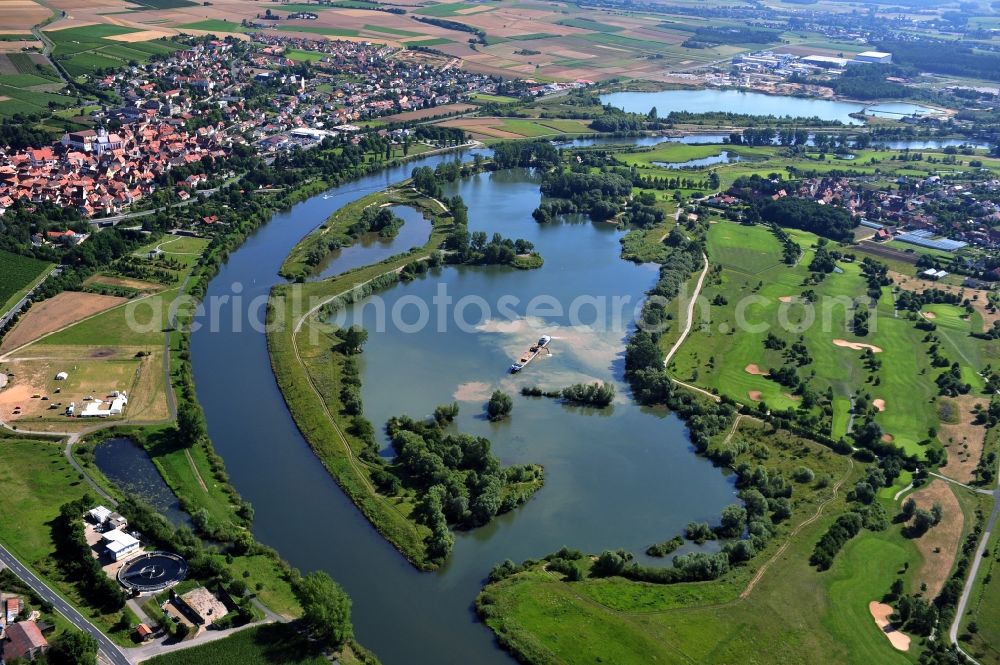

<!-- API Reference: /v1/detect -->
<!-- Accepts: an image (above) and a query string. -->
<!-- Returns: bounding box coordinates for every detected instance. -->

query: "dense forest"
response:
[879,39,1000,82]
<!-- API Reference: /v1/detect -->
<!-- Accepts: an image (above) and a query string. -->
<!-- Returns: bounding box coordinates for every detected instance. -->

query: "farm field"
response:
[45,24,184,78]
[25,0,849,82]
[0,250,52,316]
[0,51,72,118]
[0,235,207,432]
[0,291,128,354]
[377,102,476,124]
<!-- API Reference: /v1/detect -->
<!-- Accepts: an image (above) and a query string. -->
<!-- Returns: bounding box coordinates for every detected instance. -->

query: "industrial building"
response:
[801,55,850,69]
[852,51,893,64]
[102,529,141,561]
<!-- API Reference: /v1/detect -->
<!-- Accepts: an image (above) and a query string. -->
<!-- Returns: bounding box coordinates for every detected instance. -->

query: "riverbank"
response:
[268,220,455,569]
[280,188,446,281]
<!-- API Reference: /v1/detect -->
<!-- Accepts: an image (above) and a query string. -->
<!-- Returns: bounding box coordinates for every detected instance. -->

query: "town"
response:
[0,34,578,221]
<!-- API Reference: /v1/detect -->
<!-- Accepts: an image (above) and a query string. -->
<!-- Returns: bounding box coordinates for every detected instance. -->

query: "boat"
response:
[509,335,551,373]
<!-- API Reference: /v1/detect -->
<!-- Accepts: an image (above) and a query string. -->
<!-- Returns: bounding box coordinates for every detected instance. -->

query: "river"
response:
[600,88,938,125]
[190,147,734,664]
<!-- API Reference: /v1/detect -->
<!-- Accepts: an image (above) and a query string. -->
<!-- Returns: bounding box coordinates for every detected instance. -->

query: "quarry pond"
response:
[601,88,939,124]
[190,144,735,664]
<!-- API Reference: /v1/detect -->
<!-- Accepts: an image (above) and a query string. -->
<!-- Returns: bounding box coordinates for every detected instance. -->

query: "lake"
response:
[190,147,734,665]
[600,89,937,125]
[93,437,190,527]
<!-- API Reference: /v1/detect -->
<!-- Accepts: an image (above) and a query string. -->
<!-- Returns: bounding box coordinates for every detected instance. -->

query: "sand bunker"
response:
[832,339,883,353]
[744,364,769,376]
[873,399,886,412]
[921,311,937,320]
[778,296,795,303]
[453,381,493,402]
[869,602,910,651]
[748,391,762,401]
[881,433,894,442]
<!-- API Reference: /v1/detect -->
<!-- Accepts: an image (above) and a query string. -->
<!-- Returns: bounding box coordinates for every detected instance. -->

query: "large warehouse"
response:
[852,51,893,64]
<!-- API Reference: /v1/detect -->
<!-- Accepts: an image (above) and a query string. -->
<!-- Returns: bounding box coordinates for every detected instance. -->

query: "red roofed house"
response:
[3,621,49,661]
[46,229,83,245]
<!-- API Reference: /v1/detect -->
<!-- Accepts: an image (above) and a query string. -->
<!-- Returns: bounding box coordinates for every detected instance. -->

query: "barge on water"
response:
[509,335,551,373]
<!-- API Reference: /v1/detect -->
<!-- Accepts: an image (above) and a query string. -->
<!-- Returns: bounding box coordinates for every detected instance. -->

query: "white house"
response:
[102,529,140,561]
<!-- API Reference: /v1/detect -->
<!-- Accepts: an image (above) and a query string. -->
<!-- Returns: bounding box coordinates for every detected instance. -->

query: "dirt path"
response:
[663,252,709,367]
[670,377,721,403]
[290,265,430,537]
[740,456,854,599]
[185,448,208,493]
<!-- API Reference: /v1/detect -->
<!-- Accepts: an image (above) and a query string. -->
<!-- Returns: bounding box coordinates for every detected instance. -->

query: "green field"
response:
[277,25,361,37]
[46,25,183,78]
[0,437,138,646]
[0,250,52,315]
[128,0,197,7]
[557,17,624,32]
[145,624,329,665]
[39,288,177,347]
[668,220,973,456]
[362,24,421,37]
[470,93,519,104]
[478,422,923,665]
[402,37,453,47]
[415,2,487,16]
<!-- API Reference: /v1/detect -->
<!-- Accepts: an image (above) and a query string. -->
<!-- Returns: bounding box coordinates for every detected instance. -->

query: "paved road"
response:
[0,267,59,330]
[0,542,131,665]
[949,477,1000,662]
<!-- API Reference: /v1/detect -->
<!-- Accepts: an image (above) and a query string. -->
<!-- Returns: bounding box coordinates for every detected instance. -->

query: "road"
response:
[949,475,1000,662]
[0,542,130,665]
[0,267,60,330]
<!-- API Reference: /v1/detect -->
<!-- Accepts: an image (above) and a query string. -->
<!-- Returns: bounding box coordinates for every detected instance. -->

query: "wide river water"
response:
[189,144,735,664]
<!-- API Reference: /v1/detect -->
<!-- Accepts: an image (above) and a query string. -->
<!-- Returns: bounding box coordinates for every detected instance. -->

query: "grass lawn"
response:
[470,93,519,104]
[478,423,921,664]
[666,217,984,459]
[0,250,53,315]
[144,623,327,665]
[38,288,177,347]
[286,48,325,62]
[0,437,139,646]
[0,438,89,564]
[226,555,302,618]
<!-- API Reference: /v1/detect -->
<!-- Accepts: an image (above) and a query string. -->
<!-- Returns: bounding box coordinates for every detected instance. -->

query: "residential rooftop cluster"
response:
[0,33,534,219]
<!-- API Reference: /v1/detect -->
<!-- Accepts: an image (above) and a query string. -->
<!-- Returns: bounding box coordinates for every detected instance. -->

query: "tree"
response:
[48,630,98,665]
[338,325,368,354]
[486,390,513,421]
[176,403,206,447]
[717,504,747,539]
[297,571,353,648]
